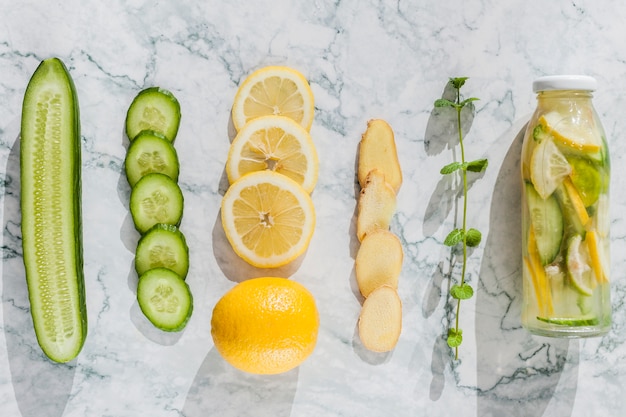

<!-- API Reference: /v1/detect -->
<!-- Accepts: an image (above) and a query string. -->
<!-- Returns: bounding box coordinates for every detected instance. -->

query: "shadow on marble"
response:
[2,134,76,417]
[182,347,298,417]
[474,122,578,417]
[351,319,392,365]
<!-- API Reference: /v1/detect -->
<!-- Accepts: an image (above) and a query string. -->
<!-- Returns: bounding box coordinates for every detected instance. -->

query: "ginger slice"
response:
[356,169,397,241]
[358,285,402,352]
[355,229,403,297]
[358,119,402,194]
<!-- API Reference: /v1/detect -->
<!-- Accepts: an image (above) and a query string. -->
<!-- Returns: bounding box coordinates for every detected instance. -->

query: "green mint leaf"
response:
[533,124,550,143]
[450,77,468,89]
[466,228,482,247]
[451,283,474,300]
[434,98,456,108]
[444,228,464,246]
[466,158,488,172]
[460,97,479,108]
[440,162,463,174]
[447,328,463,347]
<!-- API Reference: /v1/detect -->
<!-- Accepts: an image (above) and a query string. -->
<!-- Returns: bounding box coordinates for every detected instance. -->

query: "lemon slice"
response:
[538,112,602,153]
[232,66,315,132]
[585,230,609,283]
[226,115,319,193]
[566,234,597,296]
[221,171,316,268]
[530,137,572,199]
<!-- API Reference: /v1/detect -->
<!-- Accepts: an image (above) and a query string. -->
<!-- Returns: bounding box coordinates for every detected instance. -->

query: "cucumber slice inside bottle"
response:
[130,173,184,234]
[567,155,602,207]
[137,268,193,332]
[125,87,181,142]
[136,224,189,279]
[20,57,87,363]
[525,182,563,265]
[125,129,180,187]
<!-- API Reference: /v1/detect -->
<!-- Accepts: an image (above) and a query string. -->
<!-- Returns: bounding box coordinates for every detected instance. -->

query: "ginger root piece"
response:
[356,169,396,241]
[355,229,403,297]
[358,285,402,352]
[358,119,402,194]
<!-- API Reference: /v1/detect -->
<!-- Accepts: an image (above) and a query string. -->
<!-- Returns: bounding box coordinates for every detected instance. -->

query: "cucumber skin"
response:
[135,223,189,279]
[125,87,181,142]
[525,182,563,265]
[20,58,87,363]
[137,268,193,332]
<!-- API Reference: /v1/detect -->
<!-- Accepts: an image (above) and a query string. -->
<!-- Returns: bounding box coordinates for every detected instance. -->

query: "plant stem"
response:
[453,90,469,361]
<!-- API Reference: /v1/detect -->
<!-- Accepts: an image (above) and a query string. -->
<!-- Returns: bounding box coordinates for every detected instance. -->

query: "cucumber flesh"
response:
[135,224,189,279]
[526,183,563,265]
[130,173,184,234]
[125,87,181,142]
[125,129,180,187]
[137,268,193,332]
[20,57,87,363]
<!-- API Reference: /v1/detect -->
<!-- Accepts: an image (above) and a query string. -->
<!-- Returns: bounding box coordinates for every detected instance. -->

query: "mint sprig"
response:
[435,77,488,360]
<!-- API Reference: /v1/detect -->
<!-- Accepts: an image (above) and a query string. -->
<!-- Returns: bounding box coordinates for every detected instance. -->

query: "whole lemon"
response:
[210,277,319,375]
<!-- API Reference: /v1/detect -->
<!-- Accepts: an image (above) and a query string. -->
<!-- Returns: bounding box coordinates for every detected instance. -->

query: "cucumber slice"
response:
[137,268,193,332]
[125,130,180,187]
[526,182,563,265]
[20,57,87,363]
[536,315,599,326]
[130,173,184,234]
[136,224,189,279]
[125,87,181,142]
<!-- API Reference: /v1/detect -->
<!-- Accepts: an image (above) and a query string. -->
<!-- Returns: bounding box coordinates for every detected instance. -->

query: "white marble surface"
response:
[2,0,626,416]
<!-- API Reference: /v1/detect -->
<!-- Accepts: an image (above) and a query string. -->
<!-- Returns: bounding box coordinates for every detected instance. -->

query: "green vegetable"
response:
[125,87,181,142]
[20,57,87,363]
[129,173,184,234]
[135,224,189,279]
[137,268,193,332]
[434,77,487,360]
[526,182,564,265]
[125,129,180,187]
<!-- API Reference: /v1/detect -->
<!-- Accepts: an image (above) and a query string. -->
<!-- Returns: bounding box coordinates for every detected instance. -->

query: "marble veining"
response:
[2,0,626,416]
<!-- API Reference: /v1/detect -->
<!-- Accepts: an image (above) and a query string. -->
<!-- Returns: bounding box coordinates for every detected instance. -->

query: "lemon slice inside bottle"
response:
[530,137,572,199]
[566,234,597,296]
[538,112,602,154]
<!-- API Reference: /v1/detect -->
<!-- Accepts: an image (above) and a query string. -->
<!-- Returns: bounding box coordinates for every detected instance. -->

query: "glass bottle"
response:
[521,75,611,337]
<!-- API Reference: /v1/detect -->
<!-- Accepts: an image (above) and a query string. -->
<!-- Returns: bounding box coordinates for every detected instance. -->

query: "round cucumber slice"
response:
[125,87,181,142]
[136,224,189,279]
[130,173,184,234]
[137,268,192,332]
[125,130,180,187]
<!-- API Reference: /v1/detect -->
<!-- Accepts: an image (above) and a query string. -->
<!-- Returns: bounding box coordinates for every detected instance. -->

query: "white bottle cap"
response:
[533,75,597,92]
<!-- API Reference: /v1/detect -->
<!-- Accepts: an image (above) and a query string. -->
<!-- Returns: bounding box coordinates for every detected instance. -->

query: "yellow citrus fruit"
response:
[221,170,315,268]
[566,234,597,296]
[211,277,319,375]
[226,115,319,193]
[538,112,602,153]
[530,136,571,199]
[232,66,315,132]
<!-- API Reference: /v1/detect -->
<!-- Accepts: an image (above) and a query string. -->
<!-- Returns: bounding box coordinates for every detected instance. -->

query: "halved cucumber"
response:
[125,129,179,187]
[136,224,189,279]
[137,268,193,332]
[525,182,563,265]
[125,87,181,142]
[130,173,184,234]
[20,57,87,363]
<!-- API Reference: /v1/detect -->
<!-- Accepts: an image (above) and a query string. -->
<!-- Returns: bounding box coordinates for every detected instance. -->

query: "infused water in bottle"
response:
[521,75,611,337]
